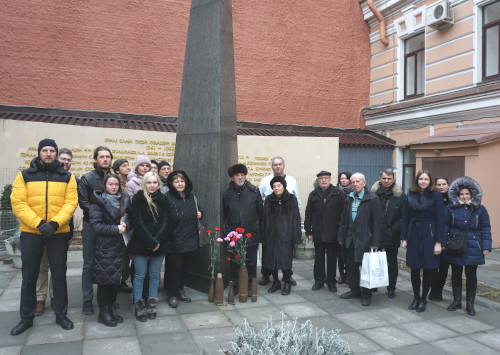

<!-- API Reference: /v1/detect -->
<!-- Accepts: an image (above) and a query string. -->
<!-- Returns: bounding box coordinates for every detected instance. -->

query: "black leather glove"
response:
[38,221,59,238]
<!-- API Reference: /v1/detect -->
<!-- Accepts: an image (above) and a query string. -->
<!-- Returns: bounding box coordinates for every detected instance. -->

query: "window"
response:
[483,1,500,80]
[404,33,425,99]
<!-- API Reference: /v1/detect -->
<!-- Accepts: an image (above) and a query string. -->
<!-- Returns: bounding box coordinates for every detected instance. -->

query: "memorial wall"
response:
[1,119,339,216]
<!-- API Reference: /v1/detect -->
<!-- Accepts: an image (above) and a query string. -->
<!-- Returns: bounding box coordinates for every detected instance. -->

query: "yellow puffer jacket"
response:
[11,157,78,235]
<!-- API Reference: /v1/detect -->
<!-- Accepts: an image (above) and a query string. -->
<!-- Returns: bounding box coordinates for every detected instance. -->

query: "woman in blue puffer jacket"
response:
[443,176,492,316]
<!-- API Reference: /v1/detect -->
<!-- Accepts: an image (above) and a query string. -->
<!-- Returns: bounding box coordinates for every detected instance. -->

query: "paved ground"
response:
[0,249,499,354]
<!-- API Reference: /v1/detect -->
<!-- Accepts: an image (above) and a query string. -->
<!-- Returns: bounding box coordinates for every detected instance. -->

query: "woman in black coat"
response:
[401,169,444,313]
[89,174,129,327]
[128,171,169,322]
[164,170,202,308]
[262,176,302,295]
[336,171,352,284]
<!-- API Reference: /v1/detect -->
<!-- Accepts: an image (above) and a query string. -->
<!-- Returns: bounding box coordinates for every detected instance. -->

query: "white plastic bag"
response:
[360,249,389,289]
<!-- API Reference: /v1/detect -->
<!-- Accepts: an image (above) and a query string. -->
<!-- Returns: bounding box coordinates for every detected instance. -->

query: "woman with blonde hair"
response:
[128,172,170,321]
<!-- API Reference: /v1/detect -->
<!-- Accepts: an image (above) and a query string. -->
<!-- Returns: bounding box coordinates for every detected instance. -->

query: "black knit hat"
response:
[112,159,128,173]
[270,176,287,189]
[228,164,248,177]
[157,161,170,170]
[38,139,58,155]
[150,160,158,166]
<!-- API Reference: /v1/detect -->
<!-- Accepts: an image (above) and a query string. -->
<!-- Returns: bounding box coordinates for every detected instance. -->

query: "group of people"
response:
[9,139,492,336]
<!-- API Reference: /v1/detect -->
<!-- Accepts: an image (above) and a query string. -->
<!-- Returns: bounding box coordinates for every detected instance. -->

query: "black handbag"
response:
[446,209,475,255]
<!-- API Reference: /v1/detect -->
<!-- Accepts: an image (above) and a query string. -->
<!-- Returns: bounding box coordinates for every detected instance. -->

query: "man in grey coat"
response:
[338,172,381,306]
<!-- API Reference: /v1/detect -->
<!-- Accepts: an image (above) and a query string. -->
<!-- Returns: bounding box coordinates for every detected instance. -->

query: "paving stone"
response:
[175,300,220,315]
[139,332,198,355]
[181,311,232,330]
[237,305,288,325]
[335,311,389,330]
[20,340,82,355]
[434,315,494,334]
[473,308,500,328]
[0,345,22,355]
[305,315,354,334]
[432,335,500,355]
[363,351,393,355]
[361,325,422,349]
[223,310,244,326]
[231,296,271,309]
[190,325,238,354]
[84,318,137,340]
[83,336,141,355]
[0,311,31,348]
[155,301,179,317]
[315,298,364,314]
[136,314,187,335]
[0,287,20,301]
[262,290,308,305]
[25,322,84,345]
[340,331,383,354]
[369,306,422,324]
[470,329,500,351]
[390,342,445,355]
[397,320,458,341]
[288,289,336,303]
[280,302,329,319]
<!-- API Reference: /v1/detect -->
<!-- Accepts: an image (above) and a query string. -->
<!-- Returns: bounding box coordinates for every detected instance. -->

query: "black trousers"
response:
[165,252,193,297]
[451,263,478,290]
[20,232,69,320]
[272,269,292,283]
[379,247,398,291]
[411,268,434,299]
[230,244,258,284]
[313,242,338,285]
[430,256,450,293]
[345,242,372,298]
[97,284,119,307]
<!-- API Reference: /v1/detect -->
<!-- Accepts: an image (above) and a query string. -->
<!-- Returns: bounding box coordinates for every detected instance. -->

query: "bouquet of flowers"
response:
[218,227,252,268]
[206,227,221,278]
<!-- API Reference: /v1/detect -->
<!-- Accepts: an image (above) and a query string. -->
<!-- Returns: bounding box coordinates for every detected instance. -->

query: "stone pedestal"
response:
[173,0,237,292]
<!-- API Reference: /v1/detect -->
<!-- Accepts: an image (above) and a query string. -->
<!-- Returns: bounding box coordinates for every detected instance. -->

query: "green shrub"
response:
[225,313,351,354]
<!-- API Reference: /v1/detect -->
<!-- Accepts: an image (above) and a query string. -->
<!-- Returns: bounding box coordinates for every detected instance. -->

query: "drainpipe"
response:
[367,0,389,46]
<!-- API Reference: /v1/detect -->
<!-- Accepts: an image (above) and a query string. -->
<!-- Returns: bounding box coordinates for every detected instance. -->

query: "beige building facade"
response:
[360,0,500,246]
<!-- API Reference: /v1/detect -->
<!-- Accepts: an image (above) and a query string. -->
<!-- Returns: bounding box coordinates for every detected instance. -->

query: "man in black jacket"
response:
[305,171,345,293]
[223,164,262,293]
[78,146,112,315]
[371,168,405,298]
[338,172,381,306]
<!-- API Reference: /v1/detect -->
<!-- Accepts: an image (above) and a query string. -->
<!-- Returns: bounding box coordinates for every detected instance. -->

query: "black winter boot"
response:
[447,286,462,311]
[98,306,117,327]
[466,283,476,316]
[108,303,123,323]
[147,297,158,320]
[178,288,191,303]
[408,295,420,310]
[268,280,281,293]
[134,299,148,322]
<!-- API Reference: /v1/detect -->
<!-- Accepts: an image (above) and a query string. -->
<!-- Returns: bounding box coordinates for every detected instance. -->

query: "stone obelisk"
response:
[173,0,237,292]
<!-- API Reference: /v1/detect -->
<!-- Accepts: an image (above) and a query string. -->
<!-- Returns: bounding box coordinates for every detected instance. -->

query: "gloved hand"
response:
[38,221,59,238]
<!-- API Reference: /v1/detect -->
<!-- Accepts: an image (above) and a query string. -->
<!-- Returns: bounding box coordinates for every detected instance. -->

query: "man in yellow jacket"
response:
[10,139,78,336]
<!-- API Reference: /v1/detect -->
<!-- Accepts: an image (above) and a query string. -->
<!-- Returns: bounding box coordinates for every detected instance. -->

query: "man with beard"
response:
[79,146,113,315]
[223,164,262,293]
[10,139,78,335]
[371,168,405,298]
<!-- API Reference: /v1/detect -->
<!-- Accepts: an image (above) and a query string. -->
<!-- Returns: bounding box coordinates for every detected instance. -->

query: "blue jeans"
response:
[132,255,164,302]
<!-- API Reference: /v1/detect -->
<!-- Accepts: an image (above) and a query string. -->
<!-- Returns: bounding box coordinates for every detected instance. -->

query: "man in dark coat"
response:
[78,146,113,315]
[338,172,381,306]
[304,170,345,293]
[223,164,262,292]
[371,168,405,298]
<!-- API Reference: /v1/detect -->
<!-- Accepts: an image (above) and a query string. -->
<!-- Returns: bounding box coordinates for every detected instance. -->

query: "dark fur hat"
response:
[270,175,287,189]
[228,164,248,177]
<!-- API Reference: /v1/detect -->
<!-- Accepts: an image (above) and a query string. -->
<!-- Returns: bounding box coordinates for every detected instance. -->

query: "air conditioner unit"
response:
[426,0,454,30]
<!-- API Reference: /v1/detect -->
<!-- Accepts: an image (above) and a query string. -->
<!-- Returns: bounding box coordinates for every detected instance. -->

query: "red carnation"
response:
[206,230,212,234]
[235,254,240,260]
[226,256,230,262]
[236,227,245,233]
[246,233,252,238]
[215,227,221,232]
[232,236,238,242]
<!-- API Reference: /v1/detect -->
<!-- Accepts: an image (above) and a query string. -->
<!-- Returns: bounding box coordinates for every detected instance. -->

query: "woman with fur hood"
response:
[401,169,445,313]
[443,176,491,316]
[262,176,302,296]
